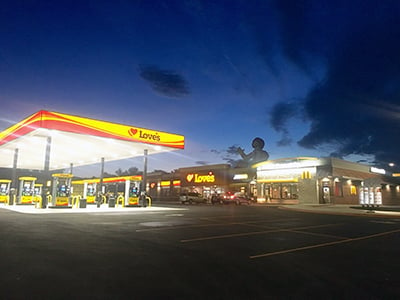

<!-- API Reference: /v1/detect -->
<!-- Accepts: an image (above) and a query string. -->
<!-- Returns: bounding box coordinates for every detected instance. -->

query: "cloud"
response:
[269,0,400,166]
[269,101,302,147]
[270,101,301,133]
[138,65,190,98]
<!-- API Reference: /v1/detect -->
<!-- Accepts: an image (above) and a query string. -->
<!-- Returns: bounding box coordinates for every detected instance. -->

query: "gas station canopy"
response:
[0,110,184,170]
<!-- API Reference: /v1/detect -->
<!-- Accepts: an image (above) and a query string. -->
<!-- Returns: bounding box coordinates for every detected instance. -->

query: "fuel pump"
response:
[33,183,43,204]
[51,173,73,207]
[0,179,11,204]
[86,183,96,204]
[18,176,37,204]
[128,183,140,206]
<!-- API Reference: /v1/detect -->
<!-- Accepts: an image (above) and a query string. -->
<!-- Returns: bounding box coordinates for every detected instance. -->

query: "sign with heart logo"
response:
[128,128,138,136]
[186,174,194,182]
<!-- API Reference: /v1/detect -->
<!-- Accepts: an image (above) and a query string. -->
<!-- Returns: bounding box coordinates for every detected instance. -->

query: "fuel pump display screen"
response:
[129,186,138,197]
[57,185,70,197]
[87,185,95,196]
[0,184,8,195]
[23,183,33,196]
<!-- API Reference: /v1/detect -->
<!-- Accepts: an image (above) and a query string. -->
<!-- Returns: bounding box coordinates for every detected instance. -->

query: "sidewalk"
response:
[0,204,186,214]
[279,204,400,217]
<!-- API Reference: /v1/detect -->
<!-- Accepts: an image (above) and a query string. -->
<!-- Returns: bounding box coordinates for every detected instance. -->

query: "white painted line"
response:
[180,223,342,243]
[250,228,400,259]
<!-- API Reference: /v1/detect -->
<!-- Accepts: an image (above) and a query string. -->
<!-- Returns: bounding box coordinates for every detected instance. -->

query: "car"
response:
[180,192,207,204]
[210,193,224,204]
[232,192,252,205]
[214,192,252,205]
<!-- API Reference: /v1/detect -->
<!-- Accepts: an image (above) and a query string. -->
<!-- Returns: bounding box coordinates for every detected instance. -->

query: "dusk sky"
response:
[1,0,400,176]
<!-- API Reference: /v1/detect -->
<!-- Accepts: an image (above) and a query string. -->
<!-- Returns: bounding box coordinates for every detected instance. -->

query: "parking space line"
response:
[136,218,300,232]
[136,220,277,232]
[250,228,400,259]
[180,223,342,243]
[285,229,349,240]
[136,223,223,232]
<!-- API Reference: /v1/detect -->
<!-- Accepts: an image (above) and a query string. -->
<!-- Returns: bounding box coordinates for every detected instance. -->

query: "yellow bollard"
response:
[47,194,52,206]
[117,195,124,207]
[146,196,152,207]
[75,195,82,208]
[36,195,42,209]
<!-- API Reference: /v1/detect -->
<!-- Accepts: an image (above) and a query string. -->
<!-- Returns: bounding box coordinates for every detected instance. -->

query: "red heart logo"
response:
[128,128,138,136]
[186,174,194,182]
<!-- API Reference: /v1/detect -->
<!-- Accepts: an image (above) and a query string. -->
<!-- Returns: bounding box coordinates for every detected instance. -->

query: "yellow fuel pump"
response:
[0,179,11,204]
[86,183,97,204]
[126,180,151,207]
[128,183,140,206]
[33,183,43,204]
[18,177,37,205]
[51,173,73,207]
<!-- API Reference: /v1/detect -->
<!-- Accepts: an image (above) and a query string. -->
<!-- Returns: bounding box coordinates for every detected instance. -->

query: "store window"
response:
[350,185,357,195]
[266,183,298,199]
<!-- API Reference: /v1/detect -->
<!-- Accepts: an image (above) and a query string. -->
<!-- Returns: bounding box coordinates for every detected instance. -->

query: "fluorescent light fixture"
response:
[233,174,248,180]
[370,167,386,175]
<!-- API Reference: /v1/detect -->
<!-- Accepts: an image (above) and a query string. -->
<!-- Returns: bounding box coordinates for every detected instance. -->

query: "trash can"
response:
[108,197,116,208]
[79,198,87,208]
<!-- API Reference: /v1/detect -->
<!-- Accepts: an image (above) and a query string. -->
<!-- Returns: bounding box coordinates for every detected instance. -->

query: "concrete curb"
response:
[279,205,400,218]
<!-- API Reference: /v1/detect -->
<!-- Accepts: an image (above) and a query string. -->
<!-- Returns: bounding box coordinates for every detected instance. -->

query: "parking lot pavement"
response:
[1,203,400,299]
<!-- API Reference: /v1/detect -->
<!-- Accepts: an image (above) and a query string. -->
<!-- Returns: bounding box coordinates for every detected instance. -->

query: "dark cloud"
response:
[139,65,190,98]
[269,0,400,166]
[269,101,301,147]
[212,145,248,167]
[270,101,301,133]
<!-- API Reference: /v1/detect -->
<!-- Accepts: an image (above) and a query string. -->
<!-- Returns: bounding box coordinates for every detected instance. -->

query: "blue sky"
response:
[1,0,400,176]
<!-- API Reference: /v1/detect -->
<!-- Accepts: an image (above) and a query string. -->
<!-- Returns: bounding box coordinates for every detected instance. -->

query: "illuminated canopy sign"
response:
[0,110,184,170]
[0,110,184,149]
[255,157,320,171]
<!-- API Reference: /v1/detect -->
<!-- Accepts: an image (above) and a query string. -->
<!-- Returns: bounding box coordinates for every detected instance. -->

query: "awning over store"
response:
[0,110,184,170]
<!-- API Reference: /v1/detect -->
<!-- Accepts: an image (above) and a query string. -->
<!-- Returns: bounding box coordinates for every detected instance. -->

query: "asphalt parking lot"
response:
[1,203,400,299]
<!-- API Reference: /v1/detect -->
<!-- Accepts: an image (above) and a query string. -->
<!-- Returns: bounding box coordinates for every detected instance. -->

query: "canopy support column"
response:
[99,158,104,193]
[43,136,52,175]
[141,149,148,207]
[10,148,19,204]
[97,157,104,207]
[12,148,18,187]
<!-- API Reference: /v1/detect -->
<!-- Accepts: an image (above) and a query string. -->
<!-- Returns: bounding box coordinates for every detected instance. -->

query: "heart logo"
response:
[128,128,138,136]
[186,174,194,182]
